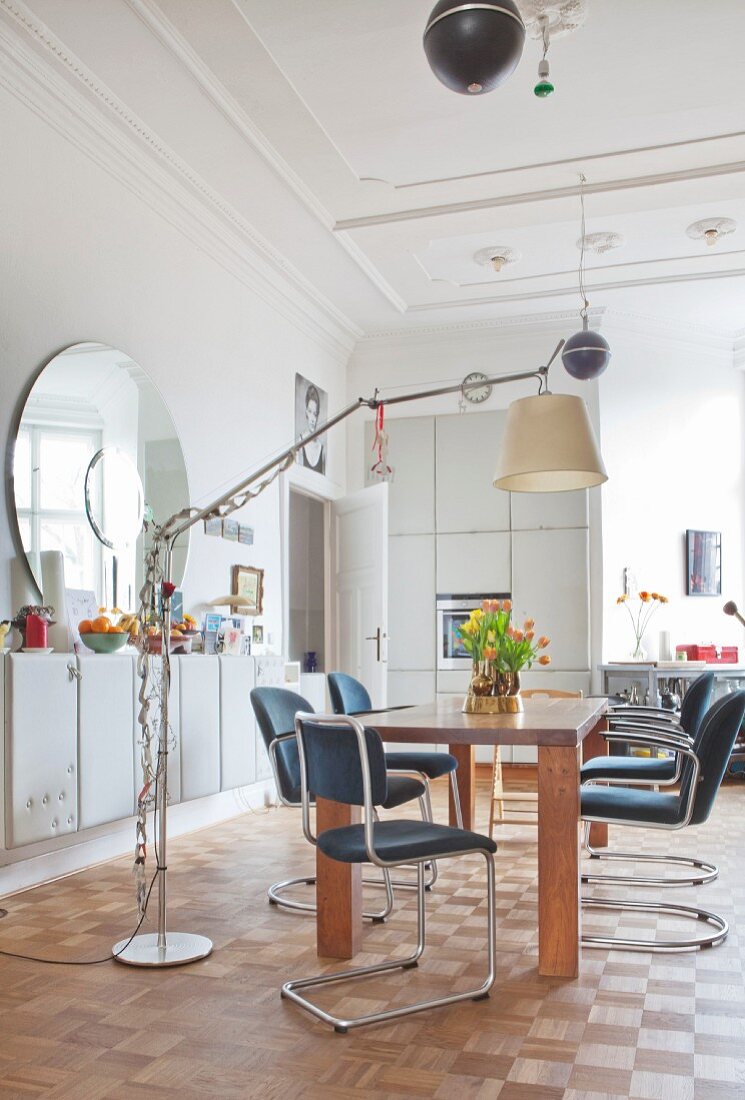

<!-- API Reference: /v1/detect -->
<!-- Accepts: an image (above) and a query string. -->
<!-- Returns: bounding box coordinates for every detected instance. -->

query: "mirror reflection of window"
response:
[14,424,102,592]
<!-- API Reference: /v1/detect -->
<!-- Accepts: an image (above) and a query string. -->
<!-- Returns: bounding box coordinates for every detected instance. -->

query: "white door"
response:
[330,483,389,707]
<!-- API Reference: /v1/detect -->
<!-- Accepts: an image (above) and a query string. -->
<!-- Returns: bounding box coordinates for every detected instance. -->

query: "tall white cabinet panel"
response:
[179,656,220,801]
[5,654,78,848]
[219,656,256,791]
[254,656,285,781]
[512,528,590,670]
[388,535,435,671]
[387,672,438,754]
[511,489,588,531]
[299,673,326,712]
[435,412,510,533]
[78,655,135,829]
[436,532,511,594]
[365,417,435,535]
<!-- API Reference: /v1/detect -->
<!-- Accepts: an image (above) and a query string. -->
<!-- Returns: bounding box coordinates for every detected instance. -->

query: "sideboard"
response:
[1,653,316,877]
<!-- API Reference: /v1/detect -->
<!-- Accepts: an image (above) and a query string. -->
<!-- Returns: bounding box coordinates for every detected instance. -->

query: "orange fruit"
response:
[92,616,111,634]
[79,620,93,634]
[109,625,125,634]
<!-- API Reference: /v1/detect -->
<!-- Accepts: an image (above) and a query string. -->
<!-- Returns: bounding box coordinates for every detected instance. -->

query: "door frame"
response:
[279,468,339,679]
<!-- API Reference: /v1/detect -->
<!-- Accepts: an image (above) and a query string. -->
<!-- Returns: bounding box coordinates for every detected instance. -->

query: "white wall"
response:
[0,83,350,649]
[600,319,745,660]
[288,490,325,669]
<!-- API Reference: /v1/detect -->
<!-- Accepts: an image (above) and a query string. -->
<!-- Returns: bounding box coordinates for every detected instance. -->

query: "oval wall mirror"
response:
[12,342,190,610]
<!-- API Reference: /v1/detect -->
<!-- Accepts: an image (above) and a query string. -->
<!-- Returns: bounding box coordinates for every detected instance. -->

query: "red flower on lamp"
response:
[161,582,176,600]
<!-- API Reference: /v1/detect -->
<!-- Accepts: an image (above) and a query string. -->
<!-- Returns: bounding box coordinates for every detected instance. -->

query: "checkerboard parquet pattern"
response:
[0,776,744,1098]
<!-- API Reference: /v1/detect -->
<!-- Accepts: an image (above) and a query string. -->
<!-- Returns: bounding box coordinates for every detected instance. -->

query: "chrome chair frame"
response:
[581,731,727,952]
[282,712,497,1033]
[267,734,435,916]
[582,728,717,887]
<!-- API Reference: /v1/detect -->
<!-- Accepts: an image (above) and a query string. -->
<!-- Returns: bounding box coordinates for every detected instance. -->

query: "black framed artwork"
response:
[686,529,721,596]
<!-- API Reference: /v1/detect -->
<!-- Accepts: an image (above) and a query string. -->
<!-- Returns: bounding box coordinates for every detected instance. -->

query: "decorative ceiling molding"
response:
[415,248,745,291]
[0,0,361,360]
[126,0,407,315]
[406,265,745,313]
[357,308,606,345]
[362,130,745,191]
[734,329,745,371]
[336,160,745,231]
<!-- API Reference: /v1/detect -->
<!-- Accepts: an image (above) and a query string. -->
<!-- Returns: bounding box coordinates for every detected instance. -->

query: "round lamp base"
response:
[113,931,213,968]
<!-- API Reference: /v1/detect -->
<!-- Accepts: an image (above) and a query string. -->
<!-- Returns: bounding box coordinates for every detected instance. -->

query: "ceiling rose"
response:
[519,0,587,39]
[474,246,522,272]
[576,231,624,255]
[686,218,737,246]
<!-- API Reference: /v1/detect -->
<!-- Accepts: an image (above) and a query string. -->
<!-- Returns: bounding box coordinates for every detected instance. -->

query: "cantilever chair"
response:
[581,690,745,952]
[282,711,497,1033]
[250,686,430,919]
[582,671,715,790]
[327,671,463,828]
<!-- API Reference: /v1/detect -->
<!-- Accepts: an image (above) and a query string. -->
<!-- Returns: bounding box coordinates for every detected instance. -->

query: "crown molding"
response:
[358,308,606,347]
[126,0,406,315]
[370,130,745,192]
[0,0,360,362]
[335,161,745,231]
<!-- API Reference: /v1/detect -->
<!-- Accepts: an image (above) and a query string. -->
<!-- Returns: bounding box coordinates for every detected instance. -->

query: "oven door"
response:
[437,606,474,670]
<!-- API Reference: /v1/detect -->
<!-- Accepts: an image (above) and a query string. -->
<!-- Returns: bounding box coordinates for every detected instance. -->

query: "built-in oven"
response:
[436,593,511,671]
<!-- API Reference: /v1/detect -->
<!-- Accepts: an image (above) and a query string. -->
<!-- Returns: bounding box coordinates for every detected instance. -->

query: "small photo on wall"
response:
[686,529,722,596]
[295,373,327,475]
[222,518,239,542]
[252,623,264,646]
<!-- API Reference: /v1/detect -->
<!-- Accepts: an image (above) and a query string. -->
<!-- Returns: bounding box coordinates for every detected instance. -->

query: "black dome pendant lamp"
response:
[423,1,526,95]
[562,175,611,381]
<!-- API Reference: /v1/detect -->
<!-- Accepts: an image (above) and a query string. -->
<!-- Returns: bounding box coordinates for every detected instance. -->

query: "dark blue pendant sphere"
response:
[423,1,526,95]
[562,328,611,380]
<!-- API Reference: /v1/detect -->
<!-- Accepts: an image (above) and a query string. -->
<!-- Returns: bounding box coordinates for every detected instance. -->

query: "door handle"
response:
[365,628,382,662]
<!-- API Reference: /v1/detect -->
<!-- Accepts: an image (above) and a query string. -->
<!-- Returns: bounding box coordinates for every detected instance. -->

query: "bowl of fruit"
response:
[78,614,130,653]
[144,626,193,654]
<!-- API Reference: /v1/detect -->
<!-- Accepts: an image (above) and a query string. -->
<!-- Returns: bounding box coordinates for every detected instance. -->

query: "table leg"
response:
[582,716,609,848]
[538,744,580,979]
[315,796,362,959]
[449,743,475,829]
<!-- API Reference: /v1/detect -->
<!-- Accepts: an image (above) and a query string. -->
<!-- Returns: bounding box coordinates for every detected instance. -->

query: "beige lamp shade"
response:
[494,392,608,492]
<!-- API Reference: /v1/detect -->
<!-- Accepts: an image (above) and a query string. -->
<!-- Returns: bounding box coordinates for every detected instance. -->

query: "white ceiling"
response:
[17,0,745,337]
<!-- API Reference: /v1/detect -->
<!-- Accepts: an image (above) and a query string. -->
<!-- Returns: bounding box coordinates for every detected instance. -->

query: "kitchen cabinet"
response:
[436,531,511,593]
[435,411,510,533]
[365,416,435,535]
[78,654,135,829]
[512,528,590,670]
[389,535,436,671]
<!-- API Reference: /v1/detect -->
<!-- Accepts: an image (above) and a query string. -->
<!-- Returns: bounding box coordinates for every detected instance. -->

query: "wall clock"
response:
[462,371,492,404]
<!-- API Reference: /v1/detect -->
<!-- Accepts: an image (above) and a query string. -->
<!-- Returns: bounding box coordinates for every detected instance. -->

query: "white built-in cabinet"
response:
[367,409,593,767]
[2,652,283,853]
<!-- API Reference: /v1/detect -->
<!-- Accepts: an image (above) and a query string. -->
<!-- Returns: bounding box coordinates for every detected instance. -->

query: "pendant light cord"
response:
[578,173,589,321]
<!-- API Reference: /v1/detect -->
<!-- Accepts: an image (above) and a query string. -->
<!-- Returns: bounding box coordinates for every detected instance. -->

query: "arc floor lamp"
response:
[114,338,607,967]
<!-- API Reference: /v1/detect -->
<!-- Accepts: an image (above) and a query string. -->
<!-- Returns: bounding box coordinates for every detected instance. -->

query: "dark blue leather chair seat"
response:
[317,819,497,864]
[385,751,457,780]
[581,784,682,827]
[582,754,676,784]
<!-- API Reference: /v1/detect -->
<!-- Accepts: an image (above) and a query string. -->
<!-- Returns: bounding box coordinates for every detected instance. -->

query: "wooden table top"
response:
[363,695,607,747]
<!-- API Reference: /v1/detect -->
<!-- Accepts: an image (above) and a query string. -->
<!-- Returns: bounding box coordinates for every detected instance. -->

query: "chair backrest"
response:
[521,688,583,699]
[327,672,372,716]
[684,690,745,825]
[680,671,715,739]
[250,687,313,803]
[295,716,388,808]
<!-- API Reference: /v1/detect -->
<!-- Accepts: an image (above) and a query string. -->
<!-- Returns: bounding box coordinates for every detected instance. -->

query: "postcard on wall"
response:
[238,525,254,545]
[204,517,223,537]
[222,518,239,542]
[295,373,328,476]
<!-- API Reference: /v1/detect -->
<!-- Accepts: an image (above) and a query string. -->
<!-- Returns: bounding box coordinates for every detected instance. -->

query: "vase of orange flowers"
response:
[616,590,668,660]
[458,600,551,713]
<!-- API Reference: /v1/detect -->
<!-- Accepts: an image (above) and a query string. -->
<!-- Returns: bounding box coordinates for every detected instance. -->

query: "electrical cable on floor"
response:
[0,765,163,966]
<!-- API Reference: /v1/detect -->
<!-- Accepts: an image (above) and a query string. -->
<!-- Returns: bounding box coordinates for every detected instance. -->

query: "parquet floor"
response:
[0,775,744,1099]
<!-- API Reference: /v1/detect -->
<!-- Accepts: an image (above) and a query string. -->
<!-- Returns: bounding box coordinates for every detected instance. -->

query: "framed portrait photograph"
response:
[252,623,264,645]
[686,529,721,596]
[295,373,328,476]
[231,564,264,616]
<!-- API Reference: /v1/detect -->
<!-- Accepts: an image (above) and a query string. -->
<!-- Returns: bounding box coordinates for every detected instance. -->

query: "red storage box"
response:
[676,645,739,663]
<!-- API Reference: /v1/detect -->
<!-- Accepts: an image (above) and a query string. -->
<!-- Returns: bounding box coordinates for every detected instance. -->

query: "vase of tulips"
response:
[458,599,551,713]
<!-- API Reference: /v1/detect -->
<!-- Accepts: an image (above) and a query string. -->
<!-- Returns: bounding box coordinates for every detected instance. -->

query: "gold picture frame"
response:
[231,565,264,616]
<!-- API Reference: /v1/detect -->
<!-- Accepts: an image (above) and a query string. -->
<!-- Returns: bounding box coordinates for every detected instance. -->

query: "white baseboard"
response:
[0,780,276,900]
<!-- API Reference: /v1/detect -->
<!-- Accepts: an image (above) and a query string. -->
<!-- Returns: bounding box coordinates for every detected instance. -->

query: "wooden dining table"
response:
[315,695,608,979]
